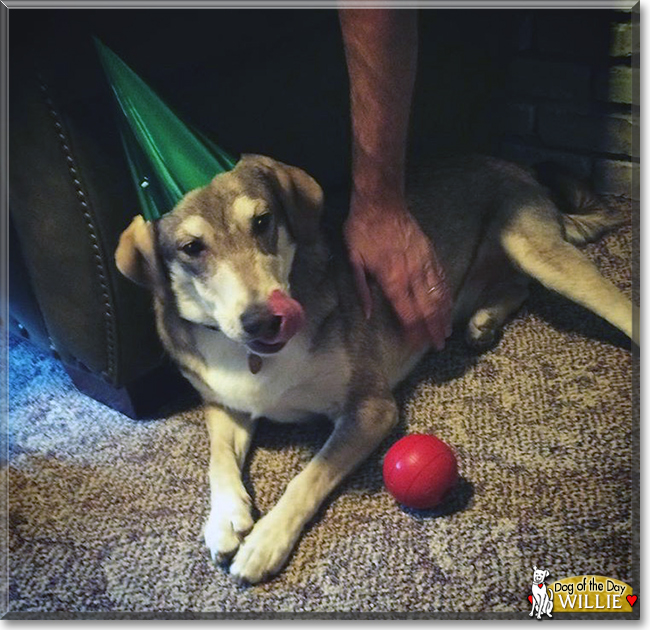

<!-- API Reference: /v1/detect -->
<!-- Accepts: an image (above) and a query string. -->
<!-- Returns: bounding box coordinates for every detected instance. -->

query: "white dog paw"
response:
[229,511,297,584]
[204,492,254,564]
[466,311,498,349]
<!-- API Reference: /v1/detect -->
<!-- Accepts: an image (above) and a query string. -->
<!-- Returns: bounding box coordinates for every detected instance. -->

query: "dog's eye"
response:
[252,213,273,236]
[179,238,205,257]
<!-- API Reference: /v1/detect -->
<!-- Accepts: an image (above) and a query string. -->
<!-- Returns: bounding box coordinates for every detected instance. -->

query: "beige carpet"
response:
[5,196,637,618]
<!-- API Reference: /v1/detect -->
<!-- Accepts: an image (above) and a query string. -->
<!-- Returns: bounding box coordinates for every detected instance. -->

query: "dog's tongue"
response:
[268,290,305,343]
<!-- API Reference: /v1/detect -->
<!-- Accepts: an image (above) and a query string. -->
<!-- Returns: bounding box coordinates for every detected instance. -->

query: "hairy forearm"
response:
[339,8,418,205]
[340,9,452,348]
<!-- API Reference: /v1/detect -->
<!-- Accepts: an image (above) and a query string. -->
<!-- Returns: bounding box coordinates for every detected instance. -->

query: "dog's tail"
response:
[533,162,624,246]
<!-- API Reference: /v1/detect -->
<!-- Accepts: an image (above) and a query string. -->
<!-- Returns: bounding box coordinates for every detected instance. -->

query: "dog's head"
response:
[533,566,549,584]
[115,155,324,355]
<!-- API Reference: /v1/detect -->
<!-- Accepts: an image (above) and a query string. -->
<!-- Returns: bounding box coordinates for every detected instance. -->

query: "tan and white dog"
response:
[116,154,637,583]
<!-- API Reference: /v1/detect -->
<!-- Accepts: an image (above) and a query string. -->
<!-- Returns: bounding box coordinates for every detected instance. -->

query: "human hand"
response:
[344,195,453,350]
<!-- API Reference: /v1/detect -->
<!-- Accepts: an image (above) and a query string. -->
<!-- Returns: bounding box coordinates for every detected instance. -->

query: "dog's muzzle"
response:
[241,290,305,355]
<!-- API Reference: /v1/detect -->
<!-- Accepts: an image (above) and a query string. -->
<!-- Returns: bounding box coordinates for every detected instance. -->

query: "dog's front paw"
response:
[229,508,299,584]
[204,492,254,564]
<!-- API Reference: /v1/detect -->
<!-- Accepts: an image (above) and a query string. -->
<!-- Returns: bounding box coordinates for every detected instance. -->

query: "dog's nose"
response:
[240,305,282,341]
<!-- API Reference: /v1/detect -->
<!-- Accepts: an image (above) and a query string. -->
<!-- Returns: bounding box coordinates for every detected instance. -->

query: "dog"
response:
[530,566,554,619]
[115,154,637,584]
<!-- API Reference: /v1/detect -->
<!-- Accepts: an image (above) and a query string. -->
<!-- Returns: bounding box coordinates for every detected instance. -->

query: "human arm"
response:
[338,8,452,349]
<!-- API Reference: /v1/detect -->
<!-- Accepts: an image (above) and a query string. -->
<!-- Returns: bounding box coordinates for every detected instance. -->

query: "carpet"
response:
[5,196,638,618]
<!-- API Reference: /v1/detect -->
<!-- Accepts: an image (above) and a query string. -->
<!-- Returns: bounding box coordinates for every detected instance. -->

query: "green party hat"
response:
[95,38,238,221]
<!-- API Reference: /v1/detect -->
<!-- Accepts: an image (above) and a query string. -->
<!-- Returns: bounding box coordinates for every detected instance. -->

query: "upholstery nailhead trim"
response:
[37,74,118,381]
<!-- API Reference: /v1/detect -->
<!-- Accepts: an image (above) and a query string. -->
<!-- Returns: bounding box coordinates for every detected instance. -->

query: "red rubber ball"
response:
[383,434,459,509]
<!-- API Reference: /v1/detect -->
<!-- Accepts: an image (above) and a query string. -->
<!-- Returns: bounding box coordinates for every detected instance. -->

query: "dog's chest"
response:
[189,329,352,421]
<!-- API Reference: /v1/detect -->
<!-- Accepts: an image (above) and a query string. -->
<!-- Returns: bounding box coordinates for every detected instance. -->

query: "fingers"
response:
[344,203,453,348]
[379,252,453,351]
[420,259,453,349]
[379,264,429,347]
[350,253,374,320]
[413,273,453,351]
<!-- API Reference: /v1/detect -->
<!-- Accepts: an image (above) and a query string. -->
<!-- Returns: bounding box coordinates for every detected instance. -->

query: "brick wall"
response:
[496,7,639,199]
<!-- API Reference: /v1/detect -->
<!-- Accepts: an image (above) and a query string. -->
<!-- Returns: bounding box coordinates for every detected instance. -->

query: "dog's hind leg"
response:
[466,277,529,350]
[456,240,530,350]
[501,205,638,345]
[529,597,537,617]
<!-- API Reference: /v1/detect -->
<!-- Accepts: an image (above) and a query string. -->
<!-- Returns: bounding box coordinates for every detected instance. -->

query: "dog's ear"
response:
[241,155,324,244]
[115,215,159,289]
[544,570,549,580]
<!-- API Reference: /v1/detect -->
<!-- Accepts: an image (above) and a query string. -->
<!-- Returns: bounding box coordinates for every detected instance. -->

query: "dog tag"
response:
[248,353,263,374]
